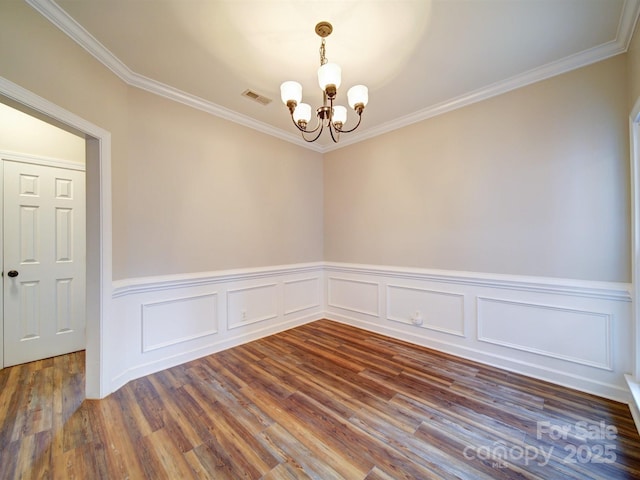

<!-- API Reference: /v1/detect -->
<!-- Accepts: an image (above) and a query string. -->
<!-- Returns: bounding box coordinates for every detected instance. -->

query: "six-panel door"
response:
[3,160,86,367]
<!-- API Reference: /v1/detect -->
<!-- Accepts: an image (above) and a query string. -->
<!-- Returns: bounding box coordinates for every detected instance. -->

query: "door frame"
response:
[0,75,112,399]
[632,97,640,382]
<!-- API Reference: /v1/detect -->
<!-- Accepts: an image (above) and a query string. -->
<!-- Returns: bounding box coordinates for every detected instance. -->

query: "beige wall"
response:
[0,1,323,279]
[325,55,630,282]
[125,88,323,276]
[0,1,632,283]
[0,103,85,163]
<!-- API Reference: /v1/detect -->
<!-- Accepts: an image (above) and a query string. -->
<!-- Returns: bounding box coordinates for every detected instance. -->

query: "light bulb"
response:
[332,106,347,125]
[347,85,368,110]
[293,103,312,125]
[317,63,342,94]
[280,81,302,105]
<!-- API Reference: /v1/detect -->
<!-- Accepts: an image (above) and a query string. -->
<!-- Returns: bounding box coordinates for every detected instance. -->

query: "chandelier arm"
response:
[289,113,322,134]
[333,112,363,134]
[328,123,340,143]
[301,122,325,143]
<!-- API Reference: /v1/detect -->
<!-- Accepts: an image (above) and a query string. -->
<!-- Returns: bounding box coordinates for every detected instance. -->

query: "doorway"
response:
[0,75,112,399]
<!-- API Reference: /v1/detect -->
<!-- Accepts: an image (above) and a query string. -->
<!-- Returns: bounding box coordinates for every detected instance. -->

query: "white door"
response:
[3,160,86,367]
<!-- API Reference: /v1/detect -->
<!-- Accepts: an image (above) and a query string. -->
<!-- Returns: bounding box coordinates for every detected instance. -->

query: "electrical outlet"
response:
[411,310,423,326]
[241,310,247,321]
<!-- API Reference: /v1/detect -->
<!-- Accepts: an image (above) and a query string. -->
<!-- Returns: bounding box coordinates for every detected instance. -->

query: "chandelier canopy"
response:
[280,21,369,143]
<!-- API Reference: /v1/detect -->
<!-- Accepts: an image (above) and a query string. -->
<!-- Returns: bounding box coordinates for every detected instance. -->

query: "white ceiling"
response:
[28,0,640,152]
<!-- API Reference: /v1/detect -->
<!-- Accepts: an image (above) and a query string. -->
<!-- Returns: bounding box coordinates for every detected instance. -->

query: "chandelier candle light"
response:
[280,21,369,143]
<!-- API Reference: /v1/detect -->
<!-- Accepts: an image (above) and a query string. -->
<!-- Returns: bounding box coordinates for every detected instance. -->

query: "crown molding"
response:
[24,0,325,153]
[620,0,640,50]
[25,0,132,82]
[126,72,324,153]
[322,0,640,152]
[324,43,621,152]
[27,0,640,154]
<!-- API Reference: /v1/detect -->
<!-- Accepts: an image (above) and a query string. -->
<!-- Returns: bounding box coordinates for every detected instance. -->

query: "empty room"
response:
[1,0,640,478]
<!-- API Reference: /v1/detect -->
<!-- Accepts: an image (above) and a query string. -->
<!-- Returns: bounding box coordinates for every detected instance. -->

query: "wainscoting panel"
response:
[477,296,612,370]
[387,284,465,336]
[323,263,632,402]
[327,277,380,317]
[141,293,218,353]
[227,283,278,329]
[284,277,321,315]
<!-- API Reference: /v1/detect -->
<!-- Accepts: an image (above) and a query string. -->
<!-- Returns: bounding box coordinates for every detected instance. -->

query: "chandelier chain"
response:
[319,38,327,66]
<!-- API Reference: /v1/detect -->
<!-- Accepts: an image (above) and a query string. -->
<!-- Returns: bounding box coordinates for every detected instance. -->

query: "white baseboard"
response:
[110,311,322,393]
[328,311,628,402]
[324,262,633,403]
[625,374,640,435]
[108,263,324,394]
[107,261,634,405]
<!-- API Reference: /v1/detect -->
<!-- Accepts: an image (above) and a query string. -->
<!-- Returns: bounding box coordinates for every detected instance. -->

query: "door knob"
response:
[7,270,18,278]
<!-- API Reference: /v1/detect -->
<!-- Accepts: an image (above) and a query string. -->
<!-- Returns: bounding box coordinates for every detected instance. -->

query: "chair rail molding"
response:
[109,261,633,406]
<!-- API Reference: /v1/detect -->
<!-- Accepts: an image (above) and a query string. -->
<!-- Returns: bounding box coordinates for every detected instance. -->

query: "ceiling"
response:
[28,0,640,152]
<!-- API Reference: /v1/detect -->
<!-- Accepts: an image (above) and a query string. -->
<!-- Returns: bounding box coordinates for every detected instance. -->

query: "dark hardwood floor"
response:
[1,319,639,479]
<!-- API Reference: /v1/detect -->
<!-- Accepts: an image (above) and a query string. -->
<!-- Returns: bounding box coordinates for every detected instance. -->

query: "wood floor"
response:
[1,320,639,479]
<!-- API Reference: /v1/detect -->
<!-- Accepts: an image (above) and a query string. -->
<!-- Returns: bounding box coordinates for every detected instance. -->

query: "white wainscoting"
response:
[284,277,321,315]
[323,263,633,402]
[327,277,380,317]
[109,263,324,394]
[108,261,633,404]
[477,296,612,370]
[387,284,465,336]
[141,293,219,353]
[228,283,278,329]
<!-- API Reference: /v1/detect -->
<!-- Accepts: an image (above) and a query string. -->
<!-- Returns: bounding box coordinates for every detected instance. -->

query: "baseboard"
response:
[625,374,640,435]
[328,312,629,402]
[106,261,634,405]
[108,263,324,395]
[110,311,322,393]
[324,262,632,403]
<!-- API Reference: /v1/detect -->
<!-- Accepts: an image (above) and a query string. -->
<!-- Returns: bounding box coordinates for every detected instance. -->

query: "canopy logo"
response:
[463,420,618,469]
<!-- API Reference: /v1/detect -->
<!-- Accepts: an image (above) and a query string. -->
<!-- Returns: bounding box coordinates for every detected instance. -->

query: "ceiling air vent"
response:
[241,89,272,106]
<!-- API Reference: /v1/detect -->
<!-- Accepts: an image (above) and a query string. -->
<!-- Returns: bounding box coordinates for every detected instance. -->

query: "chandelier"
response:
[280,21,369,143]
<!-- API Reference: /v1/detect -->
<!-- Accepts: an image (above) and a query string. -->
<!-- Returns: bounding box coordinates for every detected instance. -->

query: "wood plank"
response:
[183,443,237,480]
[258,423,340,480]
[241,384,369,479]
[1,319,639,479]
[143,427,198,479]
